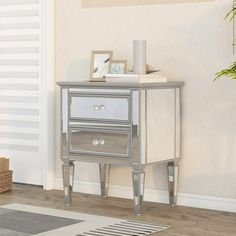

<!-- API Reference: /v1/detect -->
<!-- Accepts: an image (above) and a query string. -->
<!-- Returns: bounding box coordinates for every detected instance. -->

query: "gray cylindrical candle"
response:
[133,40,146,75]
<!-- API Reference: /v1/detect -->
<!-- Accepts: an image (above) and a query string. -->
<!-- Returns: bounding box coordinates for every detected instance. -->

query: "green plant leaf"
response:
[225,8,236,21]
[225,1,236,21]
[215,62,236,81]
[214,2,236,81]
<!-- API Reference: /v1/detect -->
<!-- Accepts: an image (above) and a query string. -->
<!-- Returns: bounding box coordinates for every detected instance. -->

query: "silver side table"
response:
[57,81,184,215]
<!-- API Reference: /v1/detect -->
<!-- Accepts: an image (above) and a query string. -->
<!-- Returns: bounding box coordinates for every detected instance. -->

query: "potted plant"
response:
[215,1,236,80]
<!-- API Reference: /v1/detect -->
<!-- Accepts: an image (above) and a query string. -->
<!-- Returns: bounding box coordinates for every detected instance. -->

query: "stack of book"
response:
[104,73,168,83]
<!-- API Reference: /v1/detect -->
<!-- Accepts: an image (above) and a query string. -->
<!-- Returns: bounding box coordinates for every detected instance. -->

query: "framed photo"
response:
[109,60,127,74]
[89,50,113,81]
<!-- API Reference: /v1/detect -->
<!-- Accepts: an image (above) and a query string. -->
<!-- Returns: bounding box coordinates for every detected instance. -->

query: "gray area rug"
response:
[0,204,169,236]
[0,208,82,235]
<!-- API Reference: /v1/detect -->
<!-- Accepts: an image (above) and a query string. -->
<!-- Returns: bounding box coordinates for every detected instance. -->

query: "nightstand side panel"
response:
[146,89,175,163]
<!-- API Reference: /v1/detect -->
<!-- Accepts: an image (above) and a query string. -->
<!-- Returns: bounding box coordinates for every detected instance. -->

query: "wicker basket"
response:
[0,170,13,193]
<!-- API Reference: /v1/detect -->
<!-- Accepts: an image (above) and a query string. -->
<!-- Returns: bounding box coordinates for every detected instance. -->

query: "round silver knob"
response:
[99,138,105,145]
[92,139,99,146]
[93,105,99,111]
[100,105,105,111]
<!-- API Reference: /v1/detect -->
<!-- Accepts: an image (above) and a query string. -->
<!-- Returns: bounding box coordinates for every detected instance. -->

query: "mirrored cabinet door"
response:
[69,95,129,121]
[69,128,131,158]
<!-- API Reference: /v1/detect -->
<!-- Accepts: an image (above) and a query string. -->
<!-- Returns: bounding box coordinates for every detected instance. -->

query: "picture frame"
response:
[89,50,113,81]
[109,60,127,74]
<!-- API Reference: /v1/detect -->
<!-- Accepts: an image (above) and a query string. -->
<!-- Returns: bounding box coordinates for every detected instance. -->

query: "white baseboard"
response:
[54,178,236,213]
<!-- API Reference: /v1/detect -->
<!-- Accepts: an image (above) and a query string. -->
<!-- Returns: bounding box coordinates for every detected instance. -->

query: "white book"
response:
[104,73,139,78]
[105,73,167,83]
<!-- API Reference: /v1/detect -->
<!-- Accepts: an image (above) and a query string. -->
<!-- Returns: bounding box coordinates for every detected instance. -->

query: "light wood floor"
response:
[1,184,236,236]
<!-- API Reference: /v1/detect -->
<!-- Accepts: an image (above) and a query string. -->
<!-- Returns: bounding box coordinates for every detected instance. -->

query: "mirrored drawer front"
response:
[69,95,129,122]
[69,128,131,158]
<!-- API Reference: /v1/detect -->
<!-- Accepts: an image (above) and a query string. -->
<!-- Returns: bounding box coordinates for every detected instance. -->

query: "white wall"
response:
[55,0,236,202]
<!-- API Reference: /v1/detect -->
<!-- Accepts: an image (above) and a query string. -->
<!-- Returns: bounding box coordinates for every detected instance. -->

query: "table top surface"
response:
[57,81,184,89]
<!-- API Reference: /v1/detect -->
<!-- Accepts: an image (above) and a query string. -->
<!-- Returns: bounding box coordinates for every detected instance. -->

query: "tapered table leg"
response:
[167,161,179,206]
[99,163,110,197]
[62,161,74,205]
[132,167,145,215]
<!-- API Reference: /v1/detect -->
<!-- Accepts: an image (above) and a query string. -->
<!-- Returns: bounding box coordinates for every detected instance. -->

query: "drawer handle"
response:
[92,138,105,146]
[99,138,105,145]
[92,105,105,111]
[92,139,99,146]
